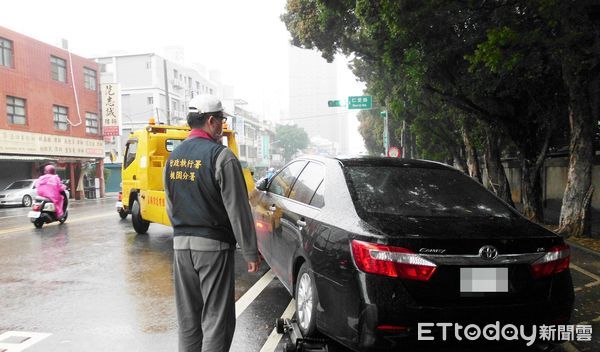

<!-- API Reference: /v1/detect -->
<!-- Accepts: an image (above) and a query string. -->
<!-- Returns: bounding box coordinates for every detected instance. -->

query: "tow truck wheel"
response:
[131,199,150,234]
[118,209,128,219]
[295,263,318,337]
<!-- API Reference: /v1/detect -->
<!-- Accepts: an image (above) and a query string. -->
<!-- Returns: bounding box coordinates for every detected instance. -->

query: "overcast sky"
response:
[1,0,366,153]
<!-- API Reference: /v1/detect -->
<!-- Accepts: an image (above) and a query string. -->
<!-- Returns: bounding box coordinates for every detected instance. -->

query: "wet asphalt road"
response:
[0,197,598,352]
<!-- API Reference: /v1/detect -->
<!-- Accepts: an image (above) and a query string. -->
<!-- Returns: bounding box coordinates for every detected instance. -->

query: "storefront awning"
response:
[0,155,58,162]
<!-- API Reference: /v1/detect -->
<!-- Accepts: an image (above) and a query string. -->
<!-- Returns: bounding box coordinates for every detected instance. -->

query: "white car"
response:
[0,179,37,207]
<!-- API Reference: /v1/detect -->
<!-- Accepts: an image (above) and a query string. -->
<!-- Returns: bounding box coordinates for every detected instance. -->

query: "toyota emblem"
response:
[479,245,499,260]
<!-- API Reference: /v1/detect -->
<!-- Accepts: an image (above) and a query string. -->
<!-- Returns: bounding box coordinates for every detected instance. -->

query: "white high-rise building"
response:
[285,47,349,155]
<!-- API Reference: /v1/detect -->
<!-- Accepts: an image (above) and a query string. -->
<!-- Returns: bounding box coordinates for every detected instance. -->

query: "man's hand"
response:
[247,259,261,273]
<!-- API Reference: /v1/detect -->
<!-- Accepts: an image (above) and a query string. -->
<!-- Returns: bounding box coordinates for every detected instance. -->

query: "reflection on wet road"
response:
[1,197,597,351]
[0,197,292,352]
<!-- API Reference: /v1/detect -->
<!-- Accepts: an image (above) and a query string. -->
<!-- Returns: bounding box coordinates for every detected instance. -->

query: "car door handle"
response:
[269,205,277,212]
[296,219,307,227]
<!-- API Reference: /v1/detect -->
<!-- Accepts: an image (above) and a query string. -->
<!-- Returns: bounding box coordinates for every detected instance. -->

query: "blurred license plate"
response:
[28,211,41,218]
[460,268,508,293]
[115,201,123,209]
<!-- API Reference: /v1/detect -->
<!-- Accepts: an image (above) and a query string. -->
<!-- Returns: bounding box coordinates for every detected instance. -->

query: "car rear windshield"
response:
[6,181,32,190]
[345,166,513,218]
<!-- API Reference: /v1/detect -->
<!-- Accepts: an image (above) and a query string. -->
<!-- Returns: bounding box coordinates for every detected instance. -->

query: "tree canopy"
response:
[282,0,600,227]
[275,124,310,162]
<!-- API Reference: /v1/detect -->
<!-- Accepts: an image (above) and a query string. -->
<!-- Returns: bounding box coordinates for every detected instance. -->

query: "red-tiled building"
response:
[0,26,104,200]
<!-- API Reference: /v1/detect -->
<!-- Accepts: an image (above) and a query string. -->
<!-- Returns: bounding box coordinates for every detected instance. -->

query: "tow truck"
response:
[116,118,254,234]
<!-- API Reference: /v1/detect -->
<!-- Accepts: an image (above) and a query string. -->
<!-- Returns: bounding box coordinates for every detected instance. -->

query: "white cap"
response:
[188,94,223,114]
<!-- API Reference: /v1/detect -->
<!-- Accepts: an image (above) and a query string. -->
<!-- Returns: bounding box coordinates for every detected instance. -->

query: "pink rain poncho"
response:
[36,174,66,218]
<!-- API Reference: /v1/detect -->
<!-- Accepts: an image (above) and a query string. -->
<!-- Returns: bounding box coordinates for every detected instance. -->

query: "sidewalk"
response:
[516,200,600,254]
[69,192,117,203]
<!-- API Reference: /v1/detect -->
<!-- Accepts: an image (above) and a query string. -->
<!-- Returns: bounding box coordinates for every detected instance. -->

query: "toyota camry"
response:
[251,156,574,351]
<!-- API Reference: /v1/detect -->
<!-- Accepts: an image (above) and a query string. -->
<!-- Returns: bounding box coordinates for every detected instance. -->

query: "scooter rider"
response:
[35,164,66,219]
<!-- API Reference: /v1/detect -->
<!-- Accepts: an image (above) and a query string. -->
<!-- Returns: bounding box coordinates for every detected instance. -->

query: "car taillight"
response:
[118,192,123,201]
[32,204,41,211]
[351,240,437,281]
[530,244,570,279]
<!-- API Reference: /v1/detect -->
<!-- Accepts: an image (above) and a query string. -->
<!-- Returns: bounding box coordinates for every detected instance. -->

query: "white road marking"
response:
[0,331,51,352]
[259,300,296,352]
[570,263,600,282]
[235,269,276,318]
[0,211,114,236]
[0,214,28,220]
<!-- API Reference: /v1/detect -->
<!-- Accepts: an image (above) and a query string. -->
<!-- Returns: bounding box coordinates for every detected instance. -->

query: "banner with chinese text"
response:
[101,83,121,136]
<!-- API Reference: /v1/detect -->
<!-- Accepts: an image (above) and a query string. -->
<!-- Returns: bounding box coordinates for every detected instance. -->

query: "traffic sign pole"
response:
[381,110,389,156]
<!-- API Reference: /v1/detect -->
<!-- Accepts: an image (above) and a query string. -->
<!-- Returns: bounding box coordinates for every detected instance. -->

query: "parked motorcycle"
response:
[28,189,69,228]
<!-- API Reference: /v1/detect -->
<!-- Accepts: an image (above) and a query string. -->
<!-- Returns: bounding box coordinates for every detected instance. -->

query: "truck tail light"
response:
[351,240,437,281]
[530,244,570,279]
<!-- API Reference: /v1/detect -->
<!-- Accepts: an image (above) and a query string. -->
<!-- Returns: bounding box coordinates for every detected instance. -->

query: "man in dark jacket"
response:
[164,94,260,352]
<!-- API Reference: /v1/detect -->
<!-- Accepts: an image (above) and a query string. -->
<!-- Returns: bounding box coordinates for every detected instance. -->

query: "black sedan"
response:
[251,156,574,351]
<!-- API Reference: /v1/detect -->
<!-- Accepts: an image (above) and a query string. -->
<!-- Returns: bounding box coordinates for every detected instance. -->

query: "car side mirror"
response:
[256,177,269,191]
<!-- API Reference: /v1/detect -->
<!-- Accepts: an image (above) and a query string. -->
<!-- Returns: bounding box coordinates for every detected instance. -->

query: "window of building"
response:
[173,69,178,78]
[209,88,213,95]
[84,67,97,90]
[86,112,99,134]
[146,61,151,69]
[0,37,13,68]
[7,96,26,125]
[53,105,69,130]
[147,96,153,105]
[246,126,256,140]
[51,56,67,82]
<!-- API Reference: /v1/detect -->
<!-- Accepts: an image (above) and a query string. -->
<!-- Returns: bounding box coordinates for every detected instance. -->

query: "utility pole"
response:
[381,110,389,156]
[163,59,171,125]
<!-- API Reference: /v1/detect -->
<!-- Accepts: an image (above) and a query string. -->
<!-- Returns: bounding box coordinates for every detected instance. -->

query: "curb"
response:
[566,240,600,258]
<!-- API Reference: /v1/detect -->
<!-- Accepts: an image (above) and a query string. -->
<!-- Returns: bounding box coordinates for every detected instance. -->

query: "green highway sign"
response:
[328,100,342,107]
[348,95,372,109]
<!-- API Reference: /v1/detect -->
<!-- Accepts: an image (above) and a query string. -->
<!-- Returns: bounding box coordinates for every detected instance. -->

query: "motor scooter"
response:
[28,189,69,228]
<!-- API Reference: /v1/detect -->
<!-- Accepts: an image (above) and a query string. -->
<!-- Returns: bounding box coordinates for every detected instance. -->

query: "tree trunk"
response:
[520,157,544,223]
[451,144,468,174]
[484,128,514,207]
[462,127,482,182]
[558,76,597,237]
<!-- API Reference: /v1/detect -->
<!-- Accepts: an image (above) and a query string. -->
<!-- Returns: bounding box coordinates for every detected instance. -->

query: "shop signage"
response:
[101,83,121,136]
[0,129,104,158]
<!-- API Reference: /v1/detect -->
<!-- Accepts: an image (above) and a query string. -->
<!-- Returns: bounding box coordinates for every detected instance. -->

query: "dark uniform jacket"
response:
[164,133,258,262]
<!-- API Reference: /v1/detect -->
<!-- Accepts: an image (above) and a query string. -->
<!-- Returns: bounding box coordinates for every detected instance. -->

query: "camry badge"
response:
[479,245,499,260]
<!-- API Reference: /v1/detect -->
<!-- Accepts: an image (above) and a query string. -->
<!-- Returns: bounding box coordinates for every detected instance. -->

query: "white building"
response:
[284,47,350,155]
[95,52,222,161]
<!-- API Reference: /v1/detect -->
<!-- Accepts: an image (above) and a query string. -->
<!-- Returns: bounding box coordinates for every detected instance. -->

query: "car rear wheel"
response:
[131,199,150,234]
[295,263,318,337]
[22,195,32,207]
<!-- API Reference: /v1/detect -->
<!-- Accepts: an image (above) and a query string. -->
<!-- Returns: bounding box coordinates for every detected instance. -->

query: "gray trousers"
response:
[174,249,235,352]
